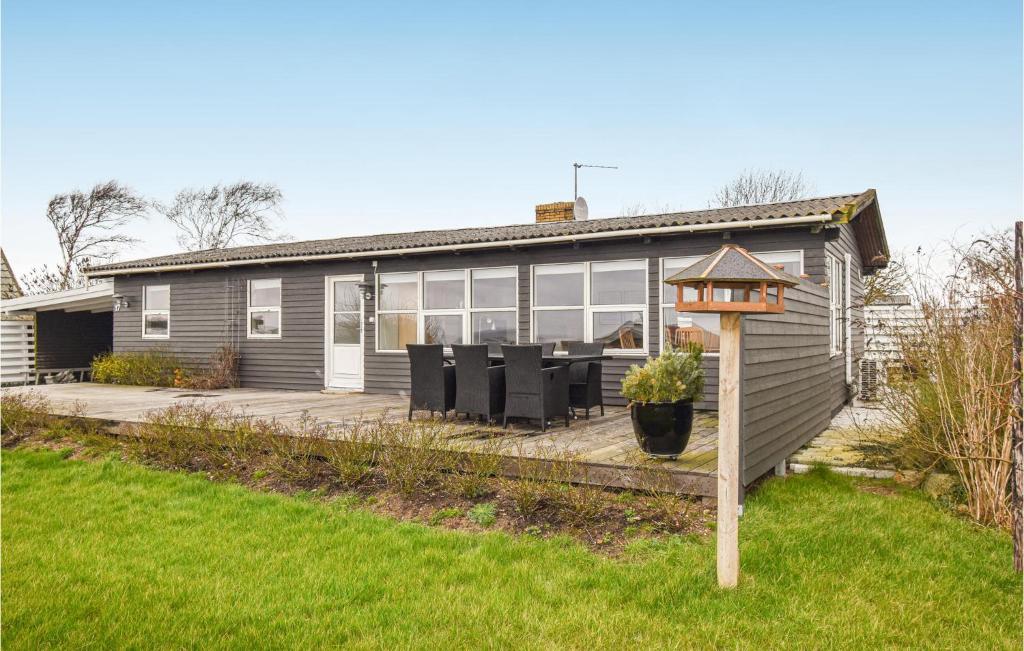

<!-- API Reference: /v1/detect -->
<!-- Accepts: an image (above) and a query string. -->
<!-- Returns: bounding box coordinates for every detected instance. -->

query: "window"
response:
[378,272,418,351]
[532,263,585,352]
[142,285,170,338]
[470,267,517,345]
[827,253,846,356]
[376,267,518,352]
[532,260,646,353]
[660,250,802,354]
[248,278,281,338]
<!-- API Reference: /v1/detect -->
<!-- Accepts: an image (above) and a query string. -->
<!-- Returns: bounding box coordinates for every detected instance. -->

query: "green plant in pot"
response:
[620,343,705,459]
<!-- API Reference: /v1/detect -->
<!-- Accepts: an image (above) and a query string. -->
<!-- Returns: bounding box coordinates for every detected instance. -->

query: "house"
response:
[83,191,888,478]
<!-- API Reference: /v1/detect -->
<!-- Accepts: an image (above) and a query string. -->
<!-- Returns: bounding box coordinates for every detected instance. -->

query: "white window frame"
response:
[247,278,282,339]
[375,267,519,353]
[468,266,519,347]
[659,249,803,355]
[142,284,170,339]
[530,259,648,356]
[827,253,846,357]
[376,271,419,352]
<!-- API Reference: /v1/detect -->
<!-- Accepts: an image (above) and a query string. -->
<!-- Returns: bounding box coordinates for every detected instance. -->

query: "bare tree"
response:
[156,181,286,251]
[711,169,811,208]
[619,201,679,217]
[863,255,910,305]
[20,181,147,294]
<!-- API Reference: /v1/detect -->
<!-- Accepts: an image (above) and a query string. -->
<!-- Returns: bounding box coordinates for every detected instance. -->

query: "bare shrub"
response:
[323,419,382,487]
[444,439,502,499]
[259,413,334,483]
[131,402,232,470]
[376,418,454,496]
[881,231,1019,528]
[545,449,608,526]
[0,391,52,442]
[184,345,240,390]
[500,443,551,515]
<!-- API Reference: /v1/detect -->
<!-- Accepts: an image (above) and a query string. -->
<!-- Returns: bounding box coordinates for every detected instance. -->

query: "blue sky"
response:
[2,1,1021,274]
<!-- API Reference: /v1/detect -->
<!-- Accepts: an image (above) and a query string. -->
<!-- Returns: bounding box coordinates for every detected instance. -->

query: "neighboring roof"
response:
[664,245,802,287]
[0,281,114,314]
[86,190,889,276]
[1,249,23,299]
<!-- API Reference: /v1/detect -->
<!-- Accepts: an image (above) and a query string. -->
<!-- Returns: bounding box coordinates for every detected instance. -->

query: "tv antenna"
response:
[573,162,618,200]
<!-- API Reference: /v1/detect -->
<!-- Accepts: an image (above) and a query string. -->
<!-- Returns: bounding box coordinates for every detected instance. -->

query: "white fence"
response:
[859,297,924,400]
[1,318,34,385]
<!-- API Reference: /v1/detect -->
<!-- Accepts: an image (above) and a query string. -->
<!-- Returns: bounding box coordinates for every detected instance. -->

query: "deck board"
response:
[7,383,719,495]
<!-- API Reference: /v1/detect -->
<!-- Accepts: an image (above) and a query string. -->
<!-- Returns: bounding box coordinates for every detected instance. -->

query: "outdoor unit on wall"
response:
[859,358,880,401]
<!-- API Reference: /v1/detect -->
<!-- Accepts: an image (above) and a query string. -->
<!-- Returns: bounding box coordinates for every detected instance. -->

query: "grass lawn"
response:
[2,448,1020,649]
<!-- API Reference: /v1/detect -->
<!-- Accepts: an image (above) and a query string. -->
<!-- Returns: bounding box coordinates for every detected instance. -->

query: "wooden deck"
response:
[8,383,719,496]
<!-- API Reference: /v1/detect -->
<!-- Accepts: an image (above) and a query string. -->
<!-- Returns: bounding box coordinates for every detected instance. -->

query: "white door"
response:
[326,275,364,389]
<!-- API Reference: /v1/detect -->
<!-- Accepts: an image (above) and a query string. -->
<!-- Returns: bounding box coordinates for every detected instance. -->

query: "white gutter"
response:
[86,213,833,278]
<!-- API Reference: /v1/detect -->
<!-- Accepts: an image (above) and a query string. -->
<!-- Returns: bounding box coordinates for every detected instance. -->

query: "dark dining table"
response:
[442,353,611,366]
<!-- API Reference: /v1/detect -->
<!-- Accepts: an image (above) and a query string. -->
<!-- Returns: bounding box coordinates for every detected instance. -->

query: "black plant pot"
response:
[630,400,694,459]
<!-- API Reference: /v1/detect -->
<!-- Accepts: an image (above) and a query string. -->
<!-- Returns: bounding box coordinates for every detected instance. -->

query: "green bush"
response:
[620,343,704,404]
[91,350,182,387]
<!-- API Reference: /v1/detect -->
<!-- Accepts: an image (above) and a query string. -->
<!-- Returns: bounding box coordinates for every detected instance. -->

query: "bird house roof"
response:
[664,244,801,286]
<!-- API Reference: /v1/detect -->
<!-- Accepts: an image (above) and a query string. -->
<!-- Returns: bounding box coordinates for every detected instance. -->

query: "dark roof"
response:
[87,190,887,275]
[665,245,801,286]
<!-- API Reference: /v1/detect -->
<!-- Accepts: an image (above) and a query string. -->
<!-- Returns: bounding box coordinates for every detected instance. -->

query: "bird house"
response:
[663,244,800,314]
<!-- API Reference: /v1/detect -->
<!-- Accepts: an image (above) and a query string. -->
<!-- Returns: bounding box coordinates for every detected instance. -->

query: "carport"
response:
[1,282,115,383]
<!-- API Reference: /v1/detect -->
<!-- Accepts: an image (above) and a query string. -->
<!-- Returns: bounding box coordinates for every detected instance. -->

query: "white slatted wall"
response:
[1,318,34,385]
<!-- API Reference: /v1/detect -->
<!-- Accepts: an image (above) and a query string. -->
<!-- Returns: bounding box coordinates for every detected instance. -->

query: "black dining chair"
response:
[406,344,456,420]
[501,344,569,432]
[567,342,605,418]
[452,344,505,423]
[486,342,504,357]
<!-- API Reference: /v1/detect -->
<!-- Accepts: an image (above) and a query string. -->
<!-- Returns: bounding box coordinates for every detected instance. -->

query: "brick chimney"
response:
[535,201,575,223]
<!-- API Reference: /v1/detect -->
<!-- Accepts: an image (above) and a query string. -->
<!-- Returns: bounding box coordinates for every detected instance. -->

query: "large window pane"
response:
[756,251,801,276]
[333,313,360,344]
[333,281,360,312]
[144,285,169,310]
[250,310,280,336]
[472,311,517,345]
[144,313,168,336]
[379,272,418,311]
[378,313,416,350]
[249,279,281,307]
[423,270,465,310]
[663,257,702,302]
[593,311,644,350]
[591,260,645,305]
[471,267,517,308]
[424,314,463,345]
[533,309,584,352]
[534,264,584,307]
[662,307,720,353]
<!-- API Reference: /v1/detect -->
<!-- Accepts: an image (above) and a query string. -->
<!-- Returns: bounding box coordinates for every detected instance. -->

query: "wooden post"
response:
[717,311,741,588]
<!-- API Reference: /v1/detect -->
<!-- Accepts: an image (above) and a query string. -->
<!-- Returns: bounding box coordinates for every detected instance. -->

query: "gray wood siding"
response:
[109,225,856,420]
[114,263,373,390]
[740,280,832,483]
[36,310,113,369]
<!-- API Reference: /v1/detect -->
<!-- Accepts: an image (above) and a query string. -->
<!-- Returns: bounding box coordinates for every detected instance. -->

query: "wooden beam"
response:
[717,311,741,588]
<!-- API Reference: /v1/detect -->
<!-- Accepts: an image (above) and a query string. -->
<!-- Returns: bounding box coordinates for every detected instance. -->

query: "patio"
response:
[11,383,720,496]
